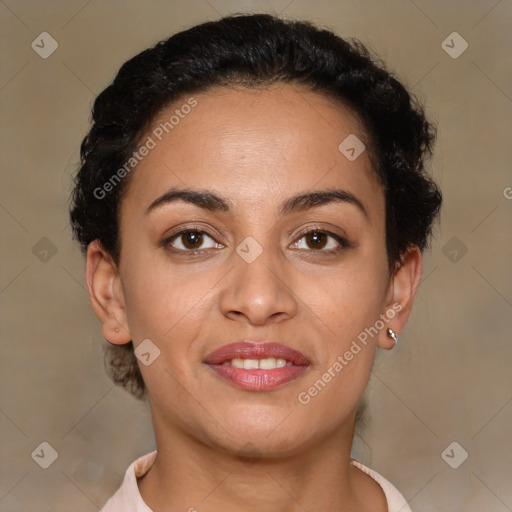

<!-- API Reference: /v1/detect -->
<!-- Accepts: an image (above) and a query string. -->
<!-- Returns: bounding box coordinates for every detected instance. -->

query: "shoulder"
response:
[350,458,412,512]
[99,451,411,512]
[100,451,157,512]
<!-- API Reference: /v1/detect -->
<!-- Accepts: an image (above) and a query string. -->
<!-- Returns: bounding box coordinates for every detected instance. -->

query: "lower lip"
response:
[206,364,308,391]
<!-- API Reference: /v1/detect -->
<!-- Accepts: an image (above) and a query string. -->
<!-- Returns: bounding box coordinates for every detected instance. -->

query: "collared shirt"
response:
[101,451,411,511]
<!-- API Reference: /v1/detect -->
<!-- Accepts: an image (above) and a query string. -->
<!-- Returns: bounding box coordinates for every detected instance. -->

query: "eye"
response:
[164,229,223,253]
[292,229,349,253]
[163,227,350,255]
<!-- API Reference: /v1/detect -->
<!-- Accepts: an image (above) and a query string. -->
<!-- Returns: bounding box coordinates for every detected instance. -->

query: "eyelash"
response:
[161,226,351,256]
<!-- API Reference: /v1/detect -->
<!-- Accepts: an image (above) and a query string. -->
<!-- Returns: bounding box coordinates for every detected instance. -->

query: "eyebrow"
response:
[145,186,369,219]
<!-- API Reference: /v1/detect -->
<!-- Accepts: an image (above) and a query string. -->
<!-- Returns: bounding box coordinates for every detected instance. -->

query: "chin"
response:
[202,410,317,459]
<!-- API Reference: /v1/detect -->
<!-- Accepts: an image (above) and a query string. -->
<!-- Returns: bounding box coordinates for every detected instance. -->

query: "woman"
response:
[70,13,442,512]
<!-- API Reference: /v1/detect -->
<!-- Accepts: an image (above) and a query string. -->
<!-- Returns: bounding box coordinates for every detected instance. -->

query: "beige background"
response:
[1,0,511,510]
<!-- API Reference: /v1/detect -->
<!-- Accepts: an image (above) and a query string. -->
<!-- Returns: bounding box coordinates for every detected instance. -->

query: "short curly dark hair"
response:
[70,13,442,399]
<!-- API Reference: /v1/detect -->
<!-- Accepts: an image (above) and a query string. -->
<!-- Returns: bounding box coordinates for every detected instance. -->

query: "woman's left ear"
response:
[378,245,423,350]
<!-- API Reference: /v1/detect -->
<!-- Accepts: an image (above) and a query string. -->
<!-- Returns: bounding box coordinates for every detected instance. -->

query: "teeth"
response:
[227,358,292,369]
[259,357,277,369]
[243,359,259,370]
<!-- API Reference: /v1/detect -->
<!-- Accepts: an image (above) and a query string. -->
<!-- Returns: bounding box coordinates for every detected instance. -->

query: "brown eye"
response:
[293,229,349,253]
[304,231,328,250]
[181,231,203,250]
[164,229,222,253]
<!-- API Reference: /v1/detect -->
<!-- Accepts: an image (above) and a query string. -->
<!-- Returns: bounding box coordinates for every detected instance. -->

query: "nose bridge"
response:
[218,233,298,325]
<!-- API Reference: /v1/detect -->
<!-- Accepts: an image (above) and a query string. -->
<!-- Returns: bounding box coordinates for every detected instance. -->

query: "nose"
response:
[218,244,298,326]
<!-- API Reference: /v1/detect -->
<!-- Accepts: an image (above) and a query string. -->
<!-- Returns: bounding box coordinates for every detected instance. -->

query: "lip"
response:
[204,342,310,391]
[204,342,310,366]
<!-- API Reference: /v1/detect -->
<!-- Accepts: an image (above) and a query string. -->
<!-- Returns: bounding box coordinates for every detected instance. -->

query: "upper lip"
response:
[204,342,310,366]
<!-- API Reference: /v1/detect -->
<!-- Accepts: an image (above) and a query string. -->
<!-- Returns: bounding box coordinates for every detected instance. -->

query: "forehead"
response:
[122,83,383,217]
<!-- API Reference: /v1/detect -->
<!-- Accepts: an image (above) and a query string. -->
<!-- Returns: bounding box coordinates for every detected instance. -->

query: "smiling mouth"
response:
[205,361,308,391]
[204,342,310,391]
[220,357,295,369]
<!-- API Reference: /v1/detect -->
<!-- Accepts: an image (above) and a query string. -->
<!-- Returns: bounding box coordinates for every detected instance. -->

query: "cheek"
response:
[293,248,387,400]
[294,271,382,423]
[119,245,218,348]
[298,256,388,344]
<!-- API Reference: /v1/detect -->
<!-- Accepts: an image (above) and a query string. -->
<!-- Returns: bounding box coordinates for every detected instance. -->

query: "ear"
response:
[378,245,423,349]
[85,240,131,345]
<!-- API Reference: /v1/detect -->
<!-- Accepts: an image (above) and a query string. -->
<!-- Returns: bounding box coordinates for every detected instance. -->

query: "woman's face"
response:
[110,83,399,455]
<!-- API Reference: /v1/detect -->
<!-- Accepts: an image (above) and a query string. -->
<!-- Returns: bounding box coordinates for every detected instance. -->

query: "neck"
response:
[137,410,385,512]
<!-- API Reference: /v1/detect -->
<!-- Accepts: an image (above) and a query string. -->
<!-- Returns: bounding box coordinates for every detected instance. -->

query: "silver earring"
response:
[386,328,398,346]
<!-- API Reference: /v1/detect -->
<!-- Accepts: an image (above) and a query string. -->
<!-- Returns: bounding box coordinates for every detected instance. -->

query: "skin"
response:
[86,83,422,511]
